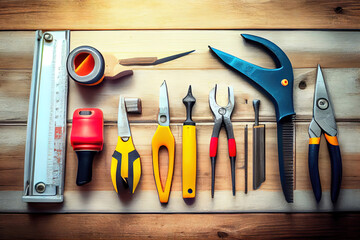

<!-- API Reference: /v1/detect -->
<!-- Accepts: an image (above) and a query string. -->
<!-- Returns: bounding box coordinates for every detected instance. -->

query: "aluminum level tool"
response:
[209,34,295,203]
[308,65,342,203]
[252,99,266,190]
[152,81,175,203]
[23,30,70,202]
[182,86,197,199]
[209,85,236,197]
[111,96,142,194]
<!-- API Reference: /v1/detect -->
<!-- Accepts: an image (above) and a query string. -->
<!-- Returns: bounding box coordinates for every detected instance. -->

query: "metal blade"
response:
[152,50,195,65]
[158,80,170,126]
[118,96,131,137]
[253,125,266,190]
[277,116,294,203]
[313,65,338,137]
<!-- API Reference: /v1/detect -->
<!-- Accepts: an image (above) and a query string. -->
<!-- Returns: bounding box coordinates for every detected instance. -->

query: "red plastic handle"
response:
[228,138,236,157]
[70,108,104,151]
[209,137,218,157]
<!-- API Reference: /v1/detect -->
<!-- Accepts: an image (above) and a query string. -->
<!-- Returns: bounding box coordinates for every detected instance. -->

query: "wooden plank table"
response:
[0,1,360,238]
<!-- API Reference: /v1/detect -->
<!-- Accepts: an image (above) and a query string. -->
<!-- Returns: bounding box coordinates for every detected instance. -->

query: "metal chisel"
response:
[253,99,266,190]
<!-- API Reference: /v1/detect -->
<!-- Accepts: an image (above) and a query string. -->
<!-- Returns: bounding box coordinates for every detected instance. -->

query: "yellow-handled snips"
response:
[152,81,175,203]
[111,96,141,194]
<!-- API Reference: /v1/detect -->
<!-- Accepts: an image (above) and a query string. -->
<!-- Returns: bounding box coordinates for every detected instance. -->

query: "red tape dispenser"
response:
[70,108,104,186]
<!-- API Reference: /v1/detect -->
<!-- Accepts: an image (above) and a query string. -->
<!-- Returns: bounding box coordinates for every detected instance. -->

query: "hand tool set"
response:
[209,34,296,203]
[23,31,343,206]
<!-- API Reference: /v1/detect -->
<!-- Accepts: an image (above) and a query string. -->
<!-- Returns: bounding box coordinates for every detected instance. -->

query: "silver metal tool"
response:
[308,65,342,203]
[23,30,70,202]
[125,98,142,114]
[244,124,248,194]
[253,99,266,190]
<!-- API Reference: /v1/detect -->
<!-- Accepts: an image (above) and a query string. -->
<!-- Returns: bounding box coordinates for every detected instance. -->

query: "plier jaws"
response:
[308,65,342,204]
[209,85,236,197]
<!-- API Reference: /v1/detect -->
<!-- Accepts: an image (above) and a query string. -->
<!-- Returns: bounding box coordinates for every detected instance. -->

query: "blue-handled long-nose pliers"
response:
[308,65,342,203]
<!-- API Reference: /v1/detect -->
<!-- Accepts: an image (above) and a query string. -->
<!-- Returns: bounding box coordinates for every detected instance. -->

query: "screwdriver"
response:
[182,86,197,198]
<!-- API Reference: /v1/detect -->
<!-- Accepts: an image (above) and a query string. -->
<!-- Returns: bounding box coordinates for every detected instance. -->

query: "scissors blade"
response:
[152,50,195,65]
[158,80,170,126]
[313,65,338,136]
[118,96,131,137]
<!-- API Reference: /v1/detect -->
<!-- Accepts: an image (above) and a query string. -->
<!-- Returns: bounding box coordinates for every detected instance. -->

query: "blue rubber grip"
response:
[308,144,321,202]
[326,142,342,203]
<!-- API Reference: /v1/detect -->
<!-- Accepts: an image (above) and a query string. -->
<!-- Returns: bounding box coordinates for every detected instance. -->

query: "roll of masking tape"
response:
[67,46,106,86]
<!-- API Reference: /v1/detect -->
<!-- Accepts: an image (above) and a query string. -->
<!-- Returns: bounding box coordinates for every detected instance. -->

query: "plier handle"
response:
[209,85,236,197]
[111,96,141,194]
[308,65,342,203]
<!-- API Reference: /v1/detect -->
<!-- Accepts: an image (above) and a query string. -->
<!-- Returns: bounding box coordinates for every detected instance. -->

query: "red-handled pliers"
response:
[209,85,236,197]
[308,65,342,203]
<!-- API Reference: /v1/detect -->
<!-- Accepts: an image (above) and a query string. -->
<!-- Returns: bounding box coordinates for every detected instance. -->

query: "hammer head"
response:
[209,34,295,121]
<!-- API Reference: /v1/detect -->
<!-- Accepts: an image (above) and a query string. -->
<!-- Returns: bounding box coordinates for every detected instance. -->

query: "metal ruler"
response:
[23,30,70,202]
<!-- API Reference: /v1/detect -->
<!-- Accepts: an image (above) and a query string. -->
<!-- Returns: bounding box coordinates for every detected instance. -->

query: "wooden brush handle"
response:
[119,57,157,65]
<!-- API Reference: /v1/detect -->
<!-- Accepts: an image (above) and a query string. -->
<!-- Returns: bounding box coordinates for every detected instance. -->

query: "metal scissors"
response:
[308,65,342,203]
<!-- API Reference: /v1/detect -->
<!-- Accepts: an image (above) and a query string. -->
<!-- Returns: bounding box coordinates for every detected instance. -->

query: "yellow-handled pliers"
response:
[152,81,175,203]
[111,96,141,194]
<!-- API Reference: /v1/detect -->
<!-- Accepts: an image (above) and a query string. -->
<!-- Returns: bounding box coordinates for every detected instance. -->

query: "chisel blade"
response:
[253,125,265,190]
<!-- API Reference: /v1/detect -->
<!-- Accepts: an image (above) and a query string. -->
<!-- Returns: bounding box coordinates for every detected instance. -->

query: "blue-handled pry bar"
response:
[209,34,296,203]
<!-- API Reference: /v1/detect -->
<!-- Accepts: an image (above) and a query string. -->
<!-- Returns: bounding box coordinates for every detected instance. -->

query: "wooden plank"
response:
[0,213,359,239]
[0,126,25,191]
[0,70,31,122]
[2,68,358,123]
[1,122,359,193]
[1,31,360,71]
[0,31,34,69]
[68,68,360,123]
[0,1,360,30]
[65,122,360,192]
[71,31,360,69]
[1,30,360,122]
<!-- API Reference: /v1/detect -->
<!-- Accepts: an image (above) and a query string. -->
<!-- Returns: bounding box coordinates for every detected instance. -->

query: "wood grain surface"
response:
[1,121,359,193]
[0,13,359,237]
[0,1,360,30]
[0,213,358,239]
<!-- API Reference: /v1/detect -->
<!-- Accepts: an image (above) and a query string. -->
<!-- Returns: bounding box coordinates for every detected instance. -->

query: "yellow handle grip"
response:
[111,136,141,193]
[152,125,175,203]
[182,125,197,198]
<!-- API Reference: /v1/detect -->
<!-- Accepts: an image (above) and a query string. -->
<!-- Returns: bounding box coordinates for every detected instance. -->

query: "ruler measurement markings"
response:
[23,31,69,202]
